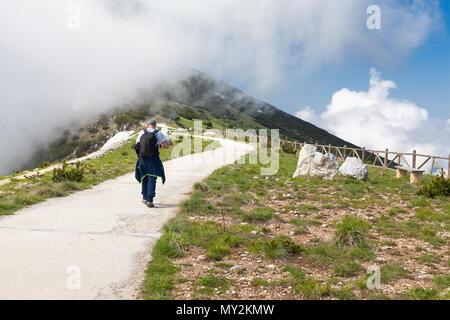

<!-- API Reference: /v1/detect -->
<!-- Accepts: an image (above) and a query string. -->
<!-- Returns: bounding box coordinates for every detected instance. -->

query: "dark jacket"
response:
[134,144,166,184]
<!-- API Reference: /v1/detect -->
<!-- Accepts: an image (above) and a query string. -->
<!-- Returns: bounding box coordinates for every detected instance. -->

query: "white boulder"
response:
[293,144,317,177]
[293,144,338,180]
[339,157,368,180]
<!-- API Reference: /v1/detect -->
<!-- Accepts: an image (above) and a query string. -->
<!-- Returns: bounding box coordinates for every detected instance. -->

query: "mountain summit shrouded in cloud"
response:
[295,68,449,159]
[0,0,444,174]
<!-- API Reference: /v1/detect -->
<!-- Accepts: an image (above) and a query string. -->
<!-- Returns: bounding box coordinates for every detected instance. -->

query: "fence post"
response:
[362,147,366,163]
[384,149,388,169]
[412,150,416,169]
[343,145,347,160]
[328,144,331,153]
[448,155,450,179]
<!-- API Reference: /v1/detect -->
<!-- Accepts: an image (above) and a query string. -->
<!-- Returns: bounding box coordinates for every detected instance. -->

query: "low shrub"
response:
[52,161,85,182]
[334,215,371,247]
[417,172,450,198]
[262,236,305,260]
[39,161,51,169]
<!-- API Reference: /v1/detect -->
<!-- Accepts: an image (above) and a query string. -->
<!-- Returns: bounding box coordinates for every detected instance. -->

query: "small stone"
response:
[267,264,276,270]
[231,265,244,271]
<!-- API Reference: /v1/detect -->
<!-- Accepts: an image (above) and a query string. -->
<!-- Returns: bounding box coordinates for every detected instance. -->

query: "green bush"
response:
[417,172,450,198]
[39,161,51,169]
[263,239,286,260]
[114,113,140,127]
[52,161,85,182]
[88,127,99,134]
[262,236,305,260]
[334,215,371,247]
[76,140,92,157]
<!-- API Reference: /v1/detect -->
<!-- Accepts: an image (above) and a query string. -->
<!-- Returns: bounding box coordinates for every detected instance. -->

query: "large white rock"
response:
[293,144,338,180]
[339,157,368,180]
[293,144,317,177]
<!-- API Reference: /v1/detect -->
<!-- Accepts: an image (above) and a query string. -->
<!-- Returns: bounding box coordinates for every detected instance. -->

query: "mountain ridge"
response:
[12,70,357,174]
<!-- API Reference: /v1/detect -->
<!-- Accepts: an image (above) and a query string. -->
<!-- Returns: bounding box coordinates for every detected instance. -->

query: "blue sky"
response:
[232,2,449,120]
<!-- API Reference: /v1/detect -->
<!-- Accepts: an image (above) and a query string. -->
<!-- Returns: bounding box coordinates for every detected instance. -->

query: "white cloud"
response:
[294,106,318,124]
[295,68,449,170]
[0,0,443,174]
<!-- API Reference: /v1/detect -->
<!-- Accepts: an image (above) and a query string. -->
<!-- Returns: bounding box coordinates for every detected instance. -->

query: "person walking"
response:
[134,119,169,207]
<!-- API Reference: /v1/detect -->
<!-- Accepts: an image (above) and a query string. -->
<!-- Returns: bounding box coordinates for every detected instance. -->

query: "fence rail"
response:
[176,128,449,178]
[280,140,449,178]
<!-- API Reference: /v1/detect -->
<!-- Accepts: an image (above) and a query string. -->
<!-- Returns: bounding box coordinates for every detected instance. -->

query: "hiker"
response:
[134,119,169,207]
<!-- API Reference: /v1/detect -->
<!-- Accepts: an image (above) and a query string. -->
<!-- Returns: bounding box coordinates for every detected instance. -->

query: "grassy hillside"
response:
[143,150,449,300]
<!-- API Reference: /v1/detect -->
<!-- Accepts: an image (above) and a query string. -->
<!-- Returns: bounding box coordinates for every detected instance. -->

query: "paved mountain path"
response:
[0,138,253,299]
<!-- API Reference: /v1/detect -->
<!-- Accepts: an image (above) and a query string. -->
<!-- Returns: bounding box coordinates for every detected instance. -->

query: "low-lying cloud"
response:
[0,0,442,174]
[295,68,449,172]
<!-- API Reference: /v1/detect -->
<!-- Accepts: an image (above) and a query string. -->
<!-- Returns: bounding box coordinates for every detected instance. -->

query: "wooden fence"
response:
[280,140,449,178]
[174,128,449,178]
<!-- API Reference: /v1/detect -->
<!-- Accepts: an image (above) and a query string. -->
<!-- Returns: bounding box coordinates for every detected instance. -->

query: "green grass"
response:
[415,208,442,221]
[242,207,274,222]
[433,274,450,289]
[380,264,410,284]
[333,262,363,278]
[193,275,232,298]
[387,207,407,216]
[403,287,438,300]
[282,265,331,299]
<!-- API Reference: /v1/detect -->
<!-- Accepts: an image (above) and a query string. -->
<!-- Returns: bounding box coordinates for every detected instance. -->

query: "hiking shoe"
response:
[146,202,155,208]
[142,199,148,205]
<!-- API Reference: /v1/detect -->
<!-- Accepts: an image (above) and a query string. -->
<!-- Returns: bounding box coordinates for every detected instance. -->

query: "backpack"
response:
[139,129,159,157]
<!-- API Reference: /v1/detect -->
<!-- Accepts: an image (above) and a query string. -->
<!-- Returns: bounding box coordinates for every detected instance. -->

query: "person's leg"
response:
[147,176,157,203]
[142,177,148,201]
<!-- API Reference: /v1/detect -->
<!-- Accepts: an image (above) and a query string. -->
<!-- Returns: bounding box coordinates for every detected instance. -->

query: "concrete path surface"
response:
[0,138,253,299]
